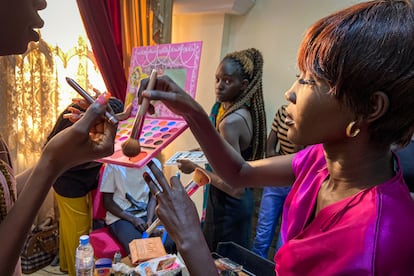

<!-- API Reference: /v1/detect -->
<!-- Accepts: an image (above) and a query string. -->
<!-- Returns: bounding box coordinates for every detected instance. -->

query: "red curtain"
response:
[105,0,123,62]
[76,0,127,101]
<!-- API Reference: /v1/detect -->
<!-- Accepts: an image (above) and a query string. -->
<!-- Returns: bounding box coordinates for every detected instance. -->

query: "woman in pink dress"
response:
[139,0,414,275]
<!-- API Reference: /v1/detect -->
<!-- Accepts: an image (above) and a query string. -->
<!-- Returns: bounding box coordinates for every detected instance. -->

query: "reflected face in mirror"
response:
[0,0,47,55]
[214,59,247,105]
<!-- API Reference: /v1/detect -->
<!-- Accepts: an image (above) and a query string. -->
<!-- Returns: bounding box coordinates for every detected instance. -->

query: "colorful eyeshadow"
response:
[119,129,129,135]
[101,117,188,169]
[118,136,128,141]
[169,128,178,133]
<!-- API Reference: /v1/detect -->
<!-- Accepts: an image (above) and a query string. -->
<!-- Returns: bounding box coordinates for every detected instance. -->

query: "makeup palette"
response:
[165,151,207,166]
[99,41,202,168]
[100,117,188,168]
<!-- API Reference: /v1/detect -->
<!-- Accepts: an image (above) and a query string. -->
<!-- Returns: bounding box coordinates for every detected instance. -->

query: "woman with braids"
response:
[177,48,266,251]
[138,0,414,274]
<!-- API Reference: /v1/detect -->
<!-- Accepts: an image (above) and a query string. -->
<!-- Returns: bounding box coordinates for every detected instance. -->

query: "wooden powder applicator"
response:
[121,69,157,157]
[145,167,211,235]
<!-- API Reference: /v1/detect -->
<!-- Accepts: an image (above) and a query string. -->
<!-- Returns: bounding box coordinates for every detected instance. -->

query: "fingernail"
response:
[96,92,111,105]
[142,172,152,182]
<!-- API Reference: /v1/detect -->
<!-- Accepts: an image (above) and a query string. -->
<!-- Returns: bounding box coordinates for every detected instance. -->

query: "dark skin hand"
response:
[1,98,131,275]
[177,159,244,198]
[138,75,295,190]
[140,75,247,199]
[143,161,218,276]
[102,192,156,231]
[176,159,197,174]
[136,76,294,275]
[138,75,203,118]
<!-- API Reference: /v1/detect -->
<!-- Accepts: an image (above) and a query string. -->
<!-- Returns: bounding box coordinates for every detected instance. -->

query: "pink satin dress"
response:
[275,144,414,275]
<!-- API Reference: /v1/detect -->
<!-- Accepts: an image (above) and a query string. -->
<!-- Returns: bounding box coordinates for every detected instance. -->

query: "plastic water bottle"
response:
[75,235,94,276]
[113,251,122,264]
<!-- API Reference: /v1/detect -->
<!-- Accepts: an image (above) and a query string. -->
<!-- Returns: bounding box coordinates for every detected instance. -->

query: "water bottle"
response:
[113,251,122,264]
[75,235,94,276]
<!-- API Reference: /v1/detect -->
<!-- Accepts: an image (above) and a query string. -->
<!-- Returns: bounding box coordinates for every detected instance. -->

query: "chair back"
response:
[90,163,126,258]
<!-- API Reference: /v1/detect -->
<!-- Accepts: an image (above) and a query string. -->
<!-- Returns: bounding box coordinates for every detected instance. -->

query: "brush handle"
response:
[146,218,161,235]
[65,77,118,125]
[130,69,157,139]
[145,179,202,235]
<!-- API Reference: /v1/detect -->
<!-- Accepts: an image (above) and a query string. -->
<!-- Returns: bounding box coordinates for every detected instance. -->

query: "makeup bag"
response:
[20,223,59,274]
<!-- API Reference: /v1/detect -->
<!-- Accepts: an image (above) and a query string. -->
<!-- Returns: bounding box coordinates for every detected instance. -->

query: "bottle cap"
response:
[114,251,122,263]
[80,235,90,245]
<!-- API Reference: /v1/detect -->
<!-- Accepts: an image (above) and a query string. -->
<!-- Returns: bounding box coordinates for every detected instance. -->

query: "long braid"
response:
[217,48,267,160]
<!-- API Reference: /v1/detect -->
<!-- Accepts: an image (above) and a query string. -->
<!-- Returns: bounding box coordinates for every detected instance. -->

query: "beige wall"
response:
[224,0,361,121]
[161,13,229,215]
[166,0,363,215]
[172,0,362,132]
[171,0,363,132]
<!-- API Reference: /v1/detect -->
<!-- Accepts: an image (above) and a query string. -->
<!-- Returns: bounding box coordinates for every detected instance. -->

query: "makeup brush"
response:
[65,77,118,125]
[121,69,157,157]
[145,168,211,235]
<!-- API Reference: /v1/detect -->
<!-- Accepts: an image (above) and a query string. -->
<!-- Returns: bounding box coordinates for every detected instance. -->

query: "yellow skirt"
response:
[54,192,92,276]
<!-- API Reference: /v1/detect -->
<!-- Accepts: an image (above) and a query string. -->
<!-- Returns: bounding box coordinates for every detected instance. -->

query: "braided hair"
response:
[217,48,267,160]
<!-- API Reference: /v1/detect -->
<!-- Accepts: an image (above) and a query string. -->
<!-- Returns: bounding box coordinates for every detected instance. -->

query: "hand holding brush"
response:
[121,69,157,157]
[145,167,211,235]
[65,77,118,125]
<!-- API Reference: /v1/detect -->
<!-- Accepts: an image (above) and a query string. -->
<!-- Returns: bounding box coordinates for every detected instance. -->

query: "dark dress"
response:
[46,104,102,198]
[203,146,254,252]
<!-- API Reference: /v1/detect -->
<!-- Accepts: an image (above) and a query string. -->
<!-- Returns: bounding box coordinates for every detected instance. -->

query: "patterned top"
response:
[272,105,296,155]
[0,136,16,221]
[0,136,21,276]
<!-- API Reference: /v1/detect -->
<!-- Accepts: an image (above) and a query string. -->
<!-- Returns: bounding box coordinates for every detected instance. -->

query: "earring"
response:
[346,121,360,138]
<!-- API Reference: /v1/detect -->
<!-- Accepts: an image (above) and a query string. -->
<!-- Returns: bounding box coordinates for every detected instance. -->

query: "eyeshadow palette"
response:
[165,151,207,166]
[99,41,202,168]
[100,117,187,168]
